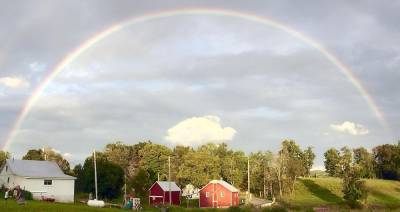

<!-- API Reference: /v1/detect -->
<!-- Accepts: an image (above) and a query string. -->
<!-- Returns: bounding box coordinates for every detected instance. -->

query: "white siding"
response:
[0,165,75,203]
[0,164,23,188]
[22,178,75,203]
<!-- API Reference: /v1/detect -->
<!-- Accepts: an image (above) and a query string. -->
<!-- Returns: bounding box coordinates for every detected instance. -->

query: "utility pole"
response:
[124,175,127,204]
[93,150,98,200]
[230,157,233,185]
[263,164,266,198]
[168,156,172,205]
[247,157,250,204]
[42,147,47,160]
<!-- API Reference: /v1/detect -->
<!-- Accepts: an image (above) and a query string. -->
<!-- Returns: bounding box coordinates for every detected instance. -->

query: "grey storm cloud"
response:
[0,1,399,167]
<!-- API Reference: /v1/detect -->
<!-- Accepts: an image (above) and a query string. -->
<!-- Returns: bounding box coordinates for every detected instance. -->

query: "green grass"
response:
[0,200,126,212]
[282,177,400,210]
[1,178,399,211]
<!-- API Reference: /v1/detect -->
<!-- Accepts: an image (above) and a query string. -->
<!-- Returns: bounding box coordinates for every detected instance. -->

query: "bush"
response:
[22,189,33,200]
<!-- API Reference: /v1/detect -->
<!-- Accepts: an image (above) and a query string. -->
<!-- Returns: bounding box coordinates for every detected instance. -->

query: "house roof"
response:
[151,181,181,192]
[3,159,76,179]
[206,180,239,192]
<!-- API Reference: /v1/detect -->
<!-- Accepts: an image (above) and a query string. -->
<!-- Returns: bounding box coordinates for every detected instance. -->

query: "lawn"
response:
[1,178,399,211]
[0,200,127,212]
[282,177,400,210]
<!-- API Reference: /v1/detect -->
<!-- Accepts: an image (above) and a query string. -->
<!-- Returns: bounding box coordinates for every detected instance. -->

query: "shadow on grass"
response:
[300,179,343,204]
[369,189,400,206]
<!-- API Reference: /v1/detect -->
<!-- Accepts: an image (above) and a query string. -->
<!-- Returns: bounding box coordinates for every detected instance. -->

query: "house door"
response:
[213,192,218,208]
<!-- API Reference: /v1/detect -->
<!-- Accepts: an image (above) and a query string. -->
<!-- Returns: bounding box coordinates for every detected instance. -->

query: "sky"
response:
[0,1,399,168]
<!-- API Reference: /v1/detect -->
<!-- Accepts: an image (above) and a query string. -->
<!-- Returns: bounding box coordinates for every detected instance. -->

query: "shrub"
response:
[22,189,33,200]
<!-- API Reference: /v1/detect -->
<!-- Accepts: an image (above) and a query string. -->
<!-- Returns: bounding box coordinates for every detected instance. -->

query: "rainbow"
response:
[2,8,390,151]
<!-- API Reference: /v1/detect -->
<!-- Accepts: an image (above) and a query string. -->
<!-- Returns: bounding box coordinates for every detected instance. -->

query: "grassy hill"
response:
[282,177,400,210]
[1,177,399,211]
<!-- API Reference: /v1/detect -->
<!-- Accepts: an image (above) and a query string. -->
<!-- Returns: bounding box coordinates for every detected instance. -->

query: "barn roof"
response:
[208,180,239,192]
[3,159,76,179]
[151,181,181,192]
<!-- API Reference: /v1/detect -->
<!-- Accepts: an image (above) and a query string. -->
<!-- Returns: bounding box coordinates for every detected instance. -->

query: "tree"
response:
[324,148,341,177]
[0,151,11,166]
[279,140,305,194]
[353,147,375,178]
[342,161,368,208]
[339,147,353,176]
[22,149,44,160]
[171,145,192,186]
[22,148,71,174]
[373,144,400,180]
[128,168,153,200]
[303,147,316,177]
[73,164,84,191]
[138,143,172,181]
[177,147,220,187]
[78,152,124,199]
[227,151,247,190]
[104,142,133,171]
[249,151,273,197]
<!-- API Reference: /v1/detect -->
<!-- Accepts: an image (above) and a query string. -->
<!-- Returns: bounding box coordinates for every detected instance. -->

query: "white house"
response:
[182,183,199,199]
[0,159,76,203]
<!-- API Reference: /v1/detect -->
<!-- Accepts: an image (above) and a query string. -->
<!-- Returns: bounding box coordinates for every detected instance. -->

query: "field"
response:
[282,177,400,210]
[1,177,399,211]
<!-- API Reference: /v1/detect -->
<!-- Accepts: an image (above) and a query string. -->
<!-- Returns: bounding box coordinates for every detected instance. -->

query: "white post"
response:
[94,150,98,200]
[247,157,250,204]
[168,156,172,205]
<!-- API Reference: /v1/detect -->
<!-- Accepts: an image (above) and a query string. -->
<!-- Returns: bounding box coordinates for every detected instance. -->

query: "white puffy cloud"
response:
[165,115,237,146]
[0,77,30,88]
[330,121,369,135]
[63,153,72,158]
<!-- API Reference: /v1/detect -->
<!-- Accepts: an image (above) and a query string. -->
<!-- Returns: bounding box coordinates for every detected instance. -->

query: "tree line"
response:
[0,140,315,201]
[1,140,398,206]
[323,142,400,207]
[324,142,400,180]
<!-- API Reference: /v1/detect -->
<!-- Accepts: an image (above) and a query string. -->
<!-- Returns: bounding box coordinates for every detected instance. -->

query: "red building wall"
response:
[162,190,180,206]
[149,183,181,206]
[199,183,239,208]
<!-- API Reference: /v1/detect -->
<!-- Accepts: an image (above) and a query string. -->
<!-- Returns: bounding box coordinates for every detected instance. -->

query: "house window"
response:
[7,177,9,183]
[44,180,52,185]
[205,192,209,198]
[220,191,224,197]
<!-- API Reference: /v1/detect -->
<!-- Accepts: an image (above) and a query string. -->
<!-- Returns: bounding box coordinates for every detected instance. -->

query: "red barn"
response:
[149,181,181,206]
[199,180,239,208]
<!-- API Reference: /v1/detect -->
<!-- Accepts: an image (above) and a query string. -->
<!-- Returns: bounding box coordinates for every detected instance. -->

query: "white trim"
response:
[148,181,158,191]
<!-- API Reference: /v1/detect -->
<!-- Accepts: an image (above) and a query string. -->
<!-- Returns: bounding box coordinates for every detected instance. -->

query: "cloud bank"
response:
[165,116,237,146]
[330,121,369,135]
[0,77,30,88]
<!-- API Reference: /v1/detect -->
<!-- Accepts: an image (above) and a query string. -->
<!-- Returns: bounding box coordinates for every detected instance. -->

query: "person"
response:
[123,198,133,209]
[4,188,9,201]
[13,187,17,198]
[15,185,25,205]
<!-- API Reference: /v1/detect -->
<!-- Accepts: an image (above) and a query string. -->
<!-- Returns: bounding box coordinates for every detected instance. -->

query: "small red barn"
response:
[149,181,181,206]
[199,180,239,208]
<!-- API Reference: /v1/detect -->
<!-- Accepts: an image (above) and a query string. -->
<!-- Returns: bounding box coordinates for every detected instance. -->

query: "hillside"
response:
[283,177,400,210]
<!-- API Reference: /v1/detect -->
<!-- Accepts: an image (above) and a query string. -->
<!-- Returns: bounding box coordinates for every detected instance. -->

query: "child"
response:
[4,188,9,200]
